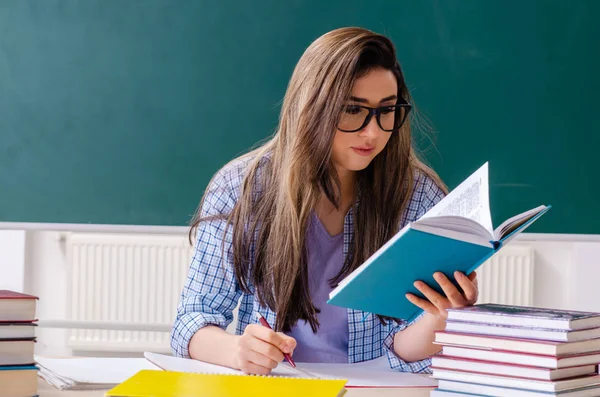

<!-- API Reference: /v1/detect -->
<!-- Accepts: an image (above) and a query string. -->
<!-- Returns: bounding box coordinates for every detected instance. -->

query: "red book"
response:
[0,290,38,323]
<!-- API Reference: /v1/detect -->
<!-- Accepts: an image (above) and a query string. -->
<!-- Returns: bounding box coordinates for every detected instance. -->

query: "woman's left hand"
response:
[406,271,478,320]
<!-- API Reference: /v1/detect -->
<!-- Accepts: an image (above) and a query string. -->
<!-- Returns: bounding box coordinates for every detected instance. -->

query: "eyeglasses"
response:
[337,102,412,133]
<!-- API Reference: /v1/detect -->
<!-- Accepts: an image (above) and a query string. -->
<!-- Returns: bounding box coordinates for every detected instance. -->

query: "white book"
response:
[445,320,600,342]
[0,339,34,366]
[432,368,600,392]
[0,323,36,339]
[435,381,600,397]
[446,304,600,331]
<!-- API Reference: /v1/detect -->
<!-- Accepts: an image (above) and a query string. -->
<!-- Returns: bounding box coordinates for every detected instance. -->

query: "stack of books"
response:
[0,290,39,397]
[431,304,600,396]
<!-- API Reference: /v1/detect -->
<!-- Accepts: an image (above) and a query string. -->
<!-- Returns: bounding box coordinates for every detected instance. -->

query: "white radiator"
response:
[477,244,535,306]
[65,234,534,353]
[66,233,193,353]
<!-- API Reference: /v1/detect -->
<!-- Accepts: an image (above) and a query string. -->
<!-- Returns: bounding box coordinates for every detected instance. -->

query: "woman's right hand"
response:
[234,324,297,375]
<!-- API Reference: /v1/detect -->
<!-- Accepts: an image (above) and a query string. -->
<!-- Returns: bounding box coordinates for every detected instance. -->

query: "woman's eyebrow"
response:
[349,96,368,103]
[348,95,397,104]
[378,95,397,103]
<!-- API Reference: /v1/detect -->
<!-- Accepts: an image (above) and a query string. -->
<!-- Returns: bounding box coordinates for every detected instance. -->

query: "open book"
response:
[327,162,550,322]
[410,162,547,248]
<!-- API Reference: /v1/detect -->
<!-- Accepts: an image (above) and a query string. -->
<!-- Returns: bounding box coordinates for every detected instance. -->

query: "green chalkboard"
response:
[1,0,599,233]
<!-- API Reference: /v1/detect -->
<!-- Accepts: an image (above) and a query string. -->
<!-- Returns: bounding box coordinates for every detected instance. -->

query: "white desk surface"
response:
[37,378,434,397]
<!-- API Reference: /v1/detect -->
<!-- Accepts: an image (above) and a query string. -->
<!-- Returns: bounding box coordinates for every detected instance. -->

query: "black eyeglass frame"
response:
[337,102,412,133]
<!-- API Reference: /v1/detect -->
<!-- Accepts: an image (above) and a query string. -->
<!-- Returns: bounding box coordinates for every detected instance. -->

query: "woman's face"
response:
[331,68,398,175]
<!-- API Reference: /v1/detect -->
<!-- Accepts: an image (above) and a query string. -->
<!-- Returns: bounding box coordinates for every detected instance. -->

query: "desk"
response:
[38,378,434,397]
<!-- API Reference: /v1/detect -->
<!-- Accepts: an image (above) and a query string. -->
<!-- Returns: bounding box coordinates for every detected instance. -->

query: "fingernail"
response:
[434,273,442,280]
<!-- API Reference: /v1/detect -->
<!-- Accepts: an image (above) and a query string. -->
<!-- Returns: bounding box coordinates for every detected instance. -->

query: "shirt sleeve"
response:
[415,173,446,219]
[383,312,443,373]
[170,170,242,358]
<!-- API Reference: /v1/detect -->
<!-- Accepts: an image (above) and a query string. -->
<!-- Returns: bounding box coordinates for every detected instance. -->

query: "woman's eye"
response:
[380,106,396,114]
[344,105,361,115]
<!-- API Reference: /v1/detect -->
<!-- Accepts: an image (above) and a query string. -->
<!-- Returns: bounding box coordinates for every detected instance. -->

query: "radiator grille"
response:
[67,233,192,352]
[477,244,535,306]
[66,234,534,352]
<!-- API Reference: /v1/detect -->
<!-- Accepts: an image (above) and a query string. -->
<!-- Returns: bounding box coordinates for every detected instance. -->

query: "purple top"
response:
[286,212,349,363]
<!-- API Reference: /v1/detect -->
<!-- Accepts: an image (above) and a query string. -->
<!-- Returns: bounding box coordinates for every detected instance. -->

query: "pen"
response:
[257,313,296,368]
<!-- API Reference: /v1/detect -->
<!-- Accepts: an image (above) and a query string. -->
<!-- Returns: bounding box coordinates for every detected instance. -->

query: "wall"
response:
[1,231,599,357]
[0,230,26,292]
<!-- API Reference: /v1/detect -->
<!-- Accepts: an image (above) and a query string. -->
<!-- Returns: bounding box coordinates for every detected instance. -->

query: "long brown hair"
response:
[190,27,446,332]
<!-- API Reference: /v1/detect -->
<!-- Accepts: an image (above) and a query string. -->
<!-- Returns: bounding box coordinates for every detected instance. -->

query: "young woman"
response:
[171,27,478,375]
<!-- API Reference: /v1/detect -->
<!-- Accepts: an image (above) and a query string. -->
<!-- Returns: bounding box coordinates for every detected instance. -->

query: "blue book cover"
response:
[327,162,550,323]
[0,365,37,371]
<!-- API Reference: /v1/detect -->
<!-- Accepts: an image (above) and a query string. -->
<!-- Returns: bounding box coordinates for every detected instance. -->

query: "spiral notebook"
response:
[142,352,438,388]
[144,352,316,378]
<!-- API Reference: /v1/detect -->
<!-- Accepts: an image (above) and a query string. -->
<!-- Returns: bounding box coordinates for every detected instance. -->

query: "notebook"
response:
[143,352,438,388]
[327,162,550,322]
[105,370,347,397]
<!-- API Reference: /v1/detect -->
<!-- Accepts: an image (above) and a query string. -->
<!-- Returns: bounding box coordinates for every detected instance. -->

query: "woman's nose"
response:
[358,114,381,139]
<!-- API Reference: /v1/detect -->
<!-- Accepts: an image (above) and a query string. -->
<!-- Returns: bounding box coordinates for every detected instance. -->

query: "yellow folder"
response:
[105,370,347,397]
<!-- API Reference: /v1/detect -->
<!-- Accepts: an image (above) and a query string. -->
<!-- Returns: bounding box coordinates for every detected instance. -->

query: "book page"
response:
[420,162,493,238]
[493,205,547,240]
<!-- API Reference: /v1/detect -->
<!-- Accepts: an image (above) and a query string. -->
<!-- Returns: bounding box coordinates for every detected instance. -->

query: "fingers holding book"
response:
[458,270,478,303]
[405,271,478,319]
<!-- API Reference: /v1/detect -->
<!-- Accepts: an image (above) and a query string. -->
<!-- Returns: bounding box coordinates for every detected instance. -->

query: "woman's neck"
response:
[338,168,356,205]
[314,168,355,236]
[318,167,356,216]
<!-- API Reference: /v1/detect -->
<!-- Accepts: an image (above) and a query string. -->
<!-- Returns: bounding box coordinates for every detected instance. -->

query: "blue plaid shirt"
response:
[171,154,445,373]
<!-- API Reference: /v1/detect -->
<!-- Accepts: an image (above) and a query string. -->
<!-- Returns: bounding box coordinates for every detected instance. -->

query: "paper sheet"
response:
[35,356,160,389]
